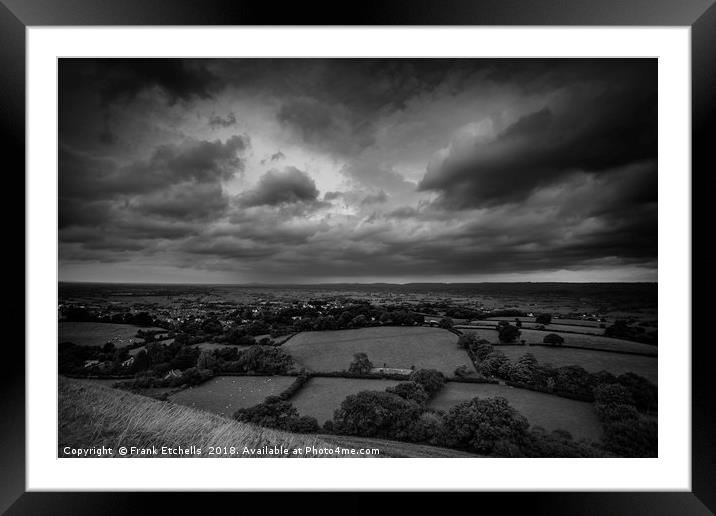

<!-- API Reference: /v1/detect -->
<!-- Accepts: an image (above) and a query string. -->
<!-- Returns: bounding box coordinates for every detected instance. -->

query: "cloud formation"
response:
[58,58,657,283]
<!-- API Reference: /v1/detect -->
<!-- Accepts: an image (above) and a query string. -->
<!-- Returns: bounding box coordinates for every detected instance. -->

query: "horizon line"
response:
[57,280,658,286]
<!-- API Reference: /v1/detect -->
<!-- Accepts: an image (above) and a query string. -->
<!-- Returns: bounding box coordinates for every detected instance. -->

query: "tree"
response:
[245,320,270,336]
[386,382,429,405]
[234,396,319,433]
[616,372,657,412]
[509,353,539,384]
[225,328,256,346]
[348,352,373,374]
[350,314,369,328]
[497,322,521,344]
[457,333,479,350]
[379,312,392,324]
[196,350,217,371]
[201,318,223,334]
[438,317,454,330]
[233,345,293,374]
[543,333,565,346]
[170,345,200,371]
[409,368,446,395]
[442,397,530,455]
[593,383,635,406]
[131,311,154,327]
[535,313,552,325]
[553,365,595,398]
[332,390,422,440]
[479,351,510,378]
[131,349,149,373]
[475,342,495,361]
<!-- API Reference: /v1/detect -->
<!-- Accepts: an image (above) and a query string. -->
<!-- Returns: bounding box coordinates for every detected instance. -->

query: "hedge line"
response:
[503,380,595,402]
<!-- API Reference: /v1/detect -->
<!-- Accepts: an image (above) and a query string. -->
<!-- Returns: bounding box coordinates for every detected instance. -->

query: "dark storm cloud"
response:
[239,167,323,208]
[60,59,221,106]
[276,97,375,155]
[60,135,248,201]
[134,182,230,221]
[419,60,657,209]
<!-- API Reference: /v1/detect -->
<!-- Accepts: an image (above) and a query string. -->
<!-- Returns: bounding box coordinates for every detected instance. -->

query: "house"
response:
[121,356,135,368]
[83,359,100,368]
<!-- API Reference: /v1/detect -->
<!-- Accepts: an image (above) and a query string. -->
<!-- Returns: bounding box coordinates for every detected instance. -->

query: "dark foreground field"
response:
[58,378,480,458]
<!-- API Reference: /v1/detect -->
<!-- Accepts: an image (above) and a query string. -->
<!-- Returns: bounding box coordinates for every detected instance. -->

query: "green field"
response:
[463,327,657,355]
[497,347,657,384]
[429,382,602,442]
[169,376,296,417]
[284,327,470,375]
[58,322,163,347]
[290,377,403,425]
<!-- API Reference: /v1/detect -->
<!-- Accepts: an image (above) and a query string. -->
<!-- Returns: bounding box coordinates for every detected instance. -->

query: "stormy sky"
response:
[58,58,657,284]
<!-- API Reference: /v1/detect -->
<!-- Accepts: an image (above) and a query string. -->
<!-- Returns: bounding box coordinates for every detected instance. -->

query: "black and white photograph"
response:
[57,57,658,459]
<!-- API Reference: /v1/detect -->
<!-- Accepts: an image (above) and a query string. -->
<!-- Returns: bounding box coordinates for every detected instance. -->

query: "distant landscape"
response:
[58,281,657,458]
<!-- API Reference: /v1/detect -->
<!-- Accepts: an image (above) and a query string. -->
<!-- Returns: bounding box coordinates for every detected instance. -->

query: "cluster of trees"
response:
[496,322,522,343]
[593,384,657,456]
[291,307,428,333]
[118,367,214,390]
[234,396,320,433]
[58,341,131,376]
[330,369,447,442]
[604,320,657,345]
[60,330,295,386]
[473,343,657,410]
[543,333,565,346]
[327,373,605,457]
[209,345,294,374]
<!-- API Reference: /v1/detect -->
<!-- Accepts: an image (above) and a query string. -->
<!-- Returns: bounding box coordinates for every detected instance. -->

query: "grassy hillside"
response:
[58,378,477,458]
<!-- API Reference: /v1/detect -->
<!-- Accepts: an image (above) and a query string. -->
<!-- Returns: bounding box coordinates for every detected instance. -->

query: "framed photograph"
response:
[6,0,713,513]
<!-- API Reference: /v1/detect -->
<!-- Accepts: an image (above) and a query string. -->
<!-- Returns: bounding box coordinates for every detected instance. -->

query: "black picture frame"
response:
[4,0,714,513]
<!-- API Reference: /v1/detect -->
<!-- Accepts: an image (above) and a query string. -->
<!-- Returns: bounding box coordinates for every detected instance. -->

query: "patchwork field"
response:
[283,327,469,375]
[169,376,295,417]
[289,377,402,425]
[462,328,657,355]
[58,322,163,347]
[486,317,605,327]
[429,382,602,442]
[497,347,657,384]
